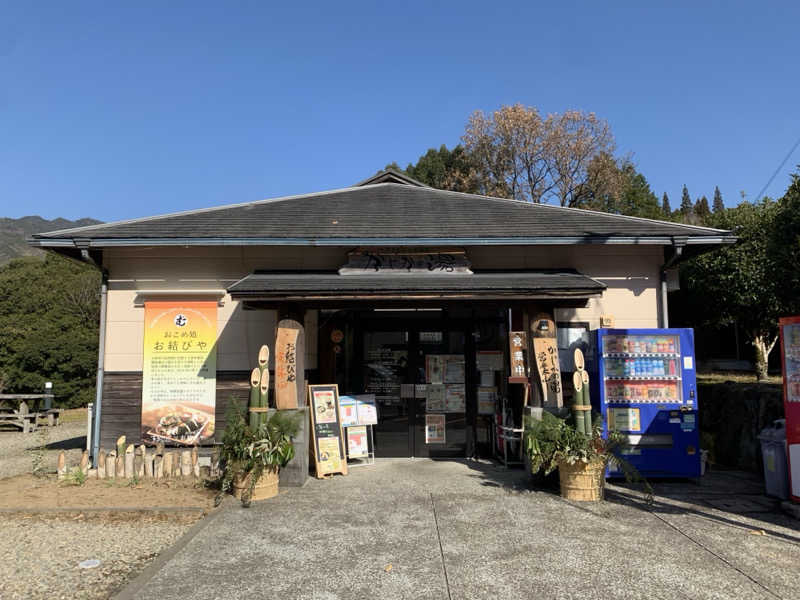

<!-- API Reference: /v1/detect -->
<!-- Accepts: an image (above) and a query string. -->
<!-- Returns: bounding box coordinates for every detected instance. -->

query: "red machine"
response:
[779,316,800,503]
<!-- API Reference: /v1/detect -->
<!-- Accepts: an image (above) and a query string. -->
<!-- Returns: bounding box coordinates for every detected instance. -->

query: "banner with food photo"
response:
[141,300,217,445]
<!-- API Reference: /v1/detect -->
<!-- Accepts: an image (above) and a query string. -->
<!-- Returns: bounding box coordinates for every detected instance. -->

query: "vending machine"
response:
[779,317,800,503]
[595,328,701,478]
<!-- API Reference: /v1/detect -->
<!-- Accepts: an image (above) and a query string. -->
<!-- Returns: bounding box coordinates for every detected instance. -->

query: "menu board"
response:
[347,426,369,458]
[339,396,359,426]
[355,394,378,425]
[308,385,347,477]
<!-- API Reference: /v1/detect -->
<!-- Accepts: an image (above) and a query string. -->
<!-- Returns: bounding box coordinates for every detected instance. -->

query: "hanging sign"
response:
[141,301,217,445]
[275,319,305,410]
[509,331,529,382]
[308,384,348,477]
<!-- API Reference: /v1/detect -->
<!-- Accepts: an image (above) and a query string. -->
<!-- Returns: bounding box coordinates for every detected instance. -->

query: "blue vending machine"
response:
[595,328,701,478]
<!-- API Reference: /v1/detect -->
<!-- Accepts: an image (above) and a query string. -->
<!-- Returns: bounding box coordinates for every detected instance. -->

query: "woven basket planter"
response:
[558,459,606,502]
[232,466,279,502]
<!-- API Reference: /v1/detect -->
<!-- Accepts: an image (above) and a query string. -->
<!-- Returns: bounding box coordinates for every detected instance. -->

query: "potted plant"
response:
[524,411,651,502]
[216,401,301,507]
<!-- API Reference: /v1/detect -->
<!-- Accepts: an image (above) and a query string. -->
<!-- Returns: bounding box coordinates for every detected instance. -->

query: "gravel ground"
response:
[0,512,202,600]
[0,421,86,479]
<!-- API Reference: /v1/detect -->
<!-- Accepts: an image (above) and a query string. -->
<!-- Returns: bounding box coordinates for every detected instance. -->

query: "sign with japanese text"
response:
[141,301,217,445]
[508,331,528,381]
[308,384,348,477]
[275,319,305,410]
[532,314,563,408]
[339,247,472,275]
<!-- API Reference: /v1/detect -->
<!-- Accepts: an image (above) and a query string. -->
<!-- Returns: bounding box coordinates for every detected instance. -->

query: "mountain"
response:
[0,216,102,264]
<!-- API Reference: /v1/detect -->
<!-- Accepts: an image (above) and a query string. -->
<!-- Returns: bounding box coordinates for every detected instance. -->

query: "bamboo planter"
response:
[558,459,606,502]
[232,467,279,502]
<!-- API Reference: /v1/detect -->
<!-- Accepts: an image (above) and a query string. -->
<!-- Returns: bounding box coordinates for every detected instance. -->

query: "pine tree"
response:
[694,196,711,223]
[712,186,725,212]
[661,192,671,219]
[680,185,694,222]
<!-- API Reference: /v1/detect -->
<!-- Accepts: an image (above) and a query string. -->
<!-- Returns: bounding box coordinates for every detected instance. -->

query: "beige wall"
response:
[102,244,663,371]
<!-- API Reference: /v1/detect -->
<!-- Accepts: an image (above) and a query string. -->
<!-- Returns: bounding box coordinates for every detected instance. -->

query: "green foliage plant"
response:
[60,466,87,486]
[524,411,652,502]
[216,399,301,507]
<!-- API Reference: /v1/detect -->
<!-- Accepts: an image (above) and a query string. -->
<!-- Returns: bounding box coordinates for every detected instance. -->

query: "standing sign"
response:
[308,384,348,477]
[141,301,217,445]
[275,319,305,410]
[531,313,563,408]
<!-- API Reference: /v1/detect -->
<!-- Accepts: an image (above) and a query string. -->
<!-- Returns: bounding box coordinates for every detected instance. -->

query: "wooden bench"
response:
[0,395,59,432]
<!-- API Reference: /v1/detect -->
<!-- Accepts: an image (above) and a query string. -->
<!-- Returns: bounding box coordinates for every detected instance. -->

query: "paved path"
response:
[116,461,800,600]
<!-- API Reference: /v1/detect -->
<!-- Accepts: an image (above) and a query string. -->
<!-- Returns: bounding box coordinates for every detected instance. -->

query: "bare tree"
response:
[462,104,615,206]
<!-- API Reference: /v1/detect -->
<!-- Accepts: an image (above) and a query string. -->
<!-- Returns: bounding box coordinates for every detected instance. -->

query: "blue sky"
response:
[1,1,798,222]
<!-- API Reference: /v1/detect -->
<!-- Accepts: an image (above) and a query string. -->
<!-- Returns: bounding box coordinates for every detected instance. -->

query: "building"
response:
[30,170,735,462]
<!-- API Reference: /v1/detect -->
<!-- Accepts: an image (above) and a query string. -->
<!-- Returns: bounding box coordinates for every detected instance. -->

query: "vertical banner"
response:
[141,301,217,445]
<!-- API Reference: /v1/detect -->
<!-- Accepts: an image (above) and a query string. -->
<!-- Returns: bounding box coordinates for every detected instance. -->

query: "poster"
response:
[608,407,641,432]
[444,356,465,383]
[445,384,466,413]
[355,394,378,425]
[784,323,800,402]
[426,384,446,412]
[317,437,343,471]
[347,425,369,458]
[426,355,444,384]
[313,389,337,423]
[141,301,217,445]
[476,351,503,371]
[478,387,497,415]
[339,396,359,426]
[425,414,446,444]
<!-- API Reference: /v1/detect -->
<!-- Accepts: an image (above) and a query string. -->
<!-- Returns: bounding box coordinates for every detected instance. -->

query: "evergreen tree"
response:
[694,196,711,223]
[712,186,725,212]
[680,185,694,222]
[661,192,671,219]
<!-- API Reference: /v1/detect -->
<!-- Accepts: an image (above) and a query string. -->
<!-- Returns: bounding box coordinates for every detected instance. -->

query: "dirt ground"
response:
[0,473,217,510]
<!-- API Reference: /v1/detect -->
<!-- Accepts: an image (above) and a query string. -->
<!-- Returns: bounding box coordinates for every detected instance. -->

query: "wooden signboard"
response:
[308,384,348,478]
[508,330,529,383]
[531,312,563,408]
[275,319,305,410]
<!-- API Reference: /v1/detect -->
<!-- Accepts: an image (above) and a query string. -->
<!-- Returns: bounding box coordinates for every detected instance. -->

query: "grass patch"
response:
[697,371,782,385]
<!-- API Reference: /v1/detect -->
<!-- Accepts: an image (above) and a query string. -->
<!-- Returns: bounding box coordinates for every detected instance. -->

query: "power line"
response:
[754,132,800,201]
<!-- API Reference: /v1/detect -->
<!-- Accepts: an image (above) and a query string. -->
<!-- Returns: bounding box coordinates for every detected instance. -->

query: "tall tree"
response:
[679,185,694,223]
[0,255,100,405]
[582,156,662,218]
[694,196,711,223]
[661,192,672,219]
[712,186,725,213]
[402,145,480,193]
[681,198,784,380]
[461,104,616,206]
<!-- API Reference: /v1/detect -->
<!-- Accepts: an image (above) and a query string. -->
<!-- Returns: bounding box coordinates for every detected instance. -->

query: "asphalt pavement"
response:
[114,460,800,600]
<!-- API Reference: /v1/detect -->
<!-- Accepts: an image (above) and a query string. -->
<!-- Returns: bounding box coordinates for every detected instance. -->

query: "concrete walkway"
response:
[116,461,800,600]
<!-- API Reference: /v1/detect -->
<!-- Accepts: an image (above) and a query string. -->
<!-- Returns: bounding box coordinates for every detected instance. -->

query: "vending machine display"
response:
[595,328,700,478]
[779,317,800,502]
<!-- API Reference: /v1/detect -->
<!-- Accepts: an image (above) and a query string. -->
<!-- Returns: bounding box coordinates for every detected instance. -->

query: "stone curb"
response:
[0,506,206,514]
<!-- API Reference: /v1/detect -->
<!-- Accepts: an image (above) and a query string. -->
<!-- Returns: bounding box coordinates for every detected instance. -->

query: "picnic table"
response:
[0,394,61,432]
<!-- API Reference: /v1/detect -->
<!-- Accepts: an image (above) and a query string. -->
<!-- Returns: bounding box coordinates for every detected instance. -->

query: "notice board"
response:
[308,384,348,477]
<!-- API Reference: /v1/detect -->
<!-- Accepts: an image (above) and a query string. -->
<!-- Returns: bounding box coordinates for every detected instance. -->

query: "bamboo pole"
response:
[97,449,106,479]
[180,450,192,477]
[163,452,173,478]
[80,450,89,475]
[154,455,163,479]
[134,446,144,478]
[249,367,261,430]
[107,450,117,478]
[259,368,270,427]
[57,451,67,481]
[116,435,126,458]
[144,448,154,478]
[125,444,135,479]
[115,453,124,479]
[582,370,593,434]
[572,372,586,435]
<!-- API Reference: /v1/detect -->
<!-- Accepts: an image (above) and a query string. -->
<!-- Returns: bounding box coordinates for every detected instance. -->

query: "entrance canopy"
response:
[227,270,606,302]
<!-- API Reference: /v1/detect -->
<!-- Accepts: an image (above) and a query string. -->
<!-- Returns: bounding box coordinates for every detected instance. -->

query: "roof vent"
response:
[353,168,428,188]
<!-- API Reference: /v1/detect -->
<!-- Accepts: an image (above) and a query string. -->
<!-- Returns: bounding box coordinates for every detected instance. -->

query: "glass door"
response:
[362,330,413,457]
